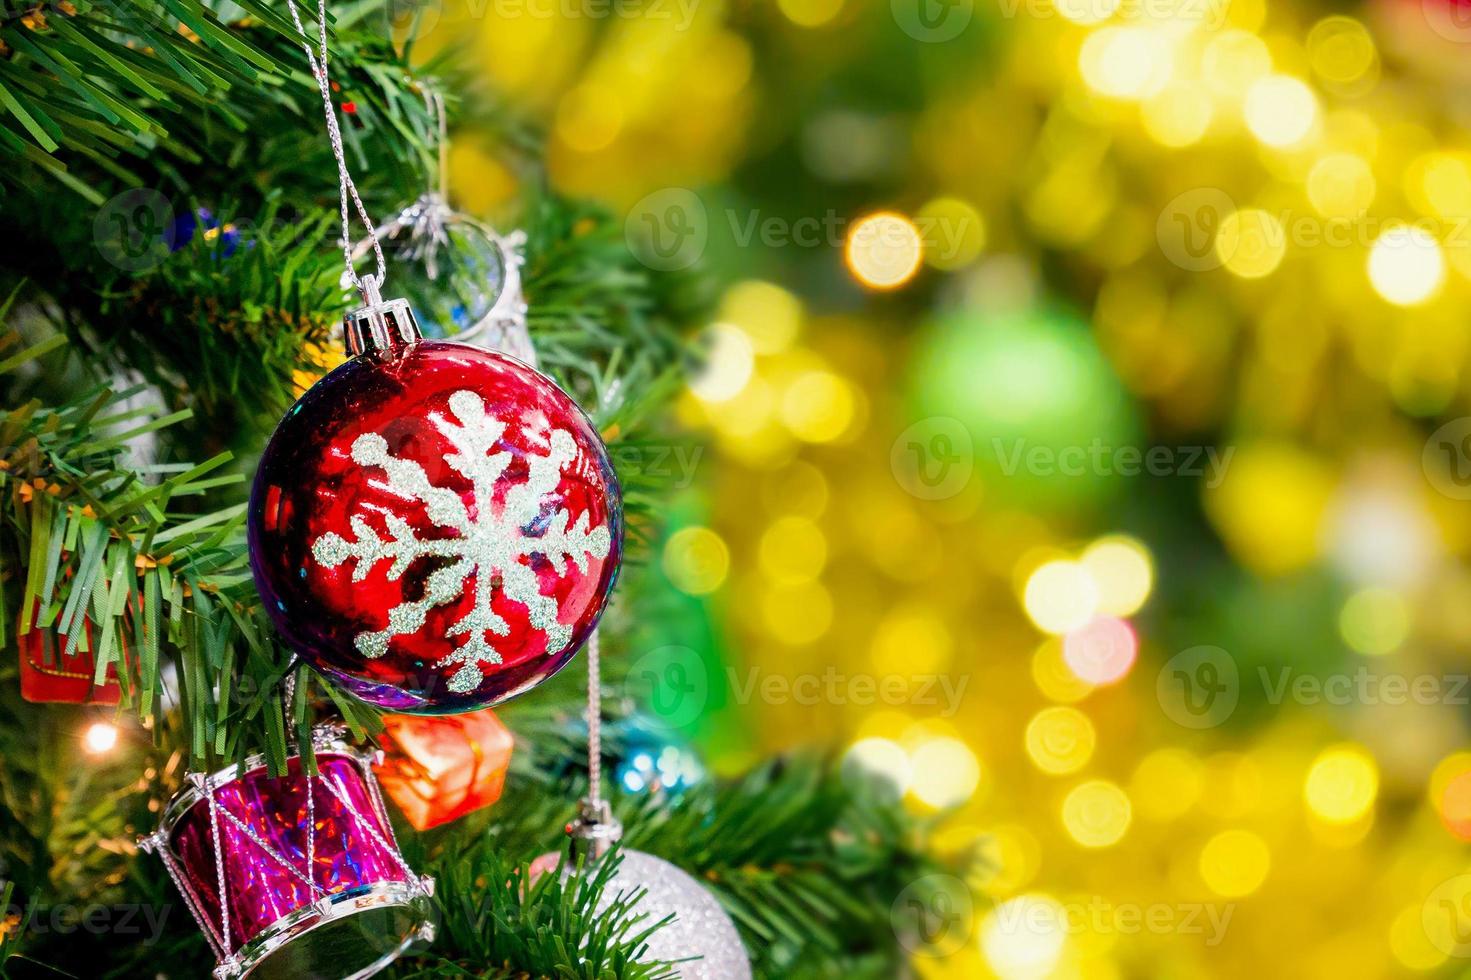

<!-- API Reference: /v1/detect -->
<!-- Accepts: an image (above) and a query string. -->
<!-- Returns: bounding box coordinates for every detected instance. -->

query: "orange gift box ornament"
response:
[373,709,514,830]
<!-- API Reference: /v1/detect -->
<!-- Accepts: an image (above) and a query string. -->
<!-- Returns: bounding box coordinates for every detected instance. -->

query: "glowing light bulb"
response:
[83,722,118,755]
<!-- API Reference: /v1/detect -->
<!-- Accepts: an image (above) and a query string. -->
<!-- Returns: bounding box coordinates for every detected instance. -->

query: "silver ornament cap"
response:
[567,797,624,861]
[344,275,423,356]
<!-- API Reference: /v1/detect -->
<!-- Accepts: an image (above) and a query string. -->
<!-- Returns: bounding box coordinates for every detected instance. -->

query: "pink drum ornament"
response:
[139,727,435,980]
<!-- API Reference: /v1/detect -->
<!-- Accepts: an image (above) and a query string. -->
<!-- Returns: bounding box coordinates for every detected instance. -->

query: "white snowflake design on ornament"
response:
[310,389,611,694]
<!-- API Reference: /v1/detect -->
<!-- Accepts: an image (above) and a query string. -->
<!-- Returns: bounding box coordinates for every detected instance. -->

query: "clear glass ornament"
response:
[346,194,528,353]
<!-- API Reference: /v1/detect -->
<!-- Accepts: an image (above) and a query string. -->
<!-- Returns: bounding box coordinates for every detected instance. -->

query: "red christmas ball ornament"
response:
[249,291,621,713]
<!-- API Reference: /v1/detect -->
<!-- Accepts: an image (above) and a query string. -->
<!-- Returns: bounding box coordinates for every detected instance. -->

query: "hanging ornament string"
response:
[286,0,387,302]
[586,628,602,810]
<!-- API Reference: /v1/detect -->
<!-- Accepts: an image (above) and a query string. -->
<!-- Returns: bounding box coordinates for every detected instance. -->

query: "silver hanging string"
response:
[568,628,620,858]
[586,629,602,808]
[286,0,386,300]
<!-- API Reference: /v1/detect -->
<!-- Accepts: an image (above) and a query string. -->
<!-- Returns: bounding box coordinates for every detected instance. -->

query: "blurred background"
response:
[427,0,1471,975]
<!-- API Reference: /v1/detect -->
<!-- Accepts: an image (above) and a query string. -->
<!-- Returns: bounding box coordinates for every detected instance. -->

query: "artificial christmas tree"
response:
[0,1,938,978]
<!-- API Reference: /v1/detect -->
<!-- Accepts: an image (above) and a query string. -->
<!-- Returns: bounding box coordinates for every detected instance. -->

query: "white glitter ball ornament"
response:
[595,849,751,980]
[534,803,751,980]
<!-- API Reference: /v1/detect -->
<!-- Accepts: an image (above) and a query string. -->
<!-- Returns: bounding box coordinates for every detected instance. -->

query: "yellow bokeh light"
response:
[845,212,923,290]
[1215,208,1286,279]
[1080,536,1154,616]
[842,737,911,797]
[662,526,730,595]
[1063,616,1137,685]
[778,0,844,28]
[1413,152,1471,221]
[1244,75,1319,148]
[760,580,834,644]
[719,280,802,355]
[1368,226,1446,306]
[1198,829,1270,897]
[555,84,624,153]
[1390,903,1448,972]
[1052,0,1118,25]
[1061,779,1132,848]
[1430,752,1471,823]
[780,370,856,442]
[1141,83,1213,148]
[1203,442,1335,576]
[1023,560,1100,635]
[1130,749,1203,822]
[1338,587,1411,656]
[689,323,755,402]
[977,825,1042,897]
[982,895,1067,978]
[873,605,954,675]
[1307,16,1377,86]
[1026,706,1096,776]
[910,737,982,808]
[1304,745,1379,824]
[1079,27,1173,101]
[1306,153,1375,218]
[1201,30,1271,100]
[1031,638,1095,704]
[916,196,986,271]
[758,515,828,584]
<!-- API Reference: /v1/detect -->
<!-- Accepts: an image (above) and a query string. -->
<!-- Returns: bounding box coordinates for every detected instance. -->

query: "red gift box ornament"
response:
[17,601,124,705]
[374,709,514,830]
